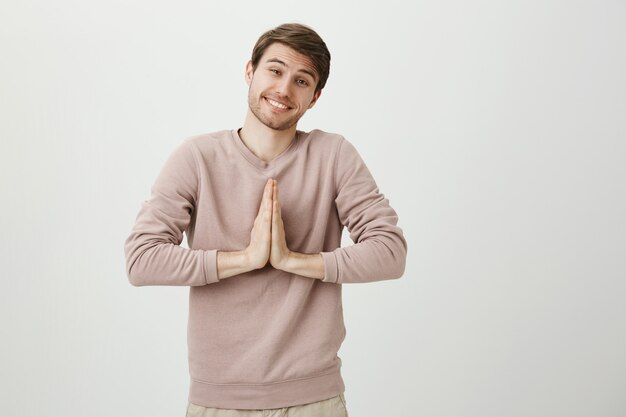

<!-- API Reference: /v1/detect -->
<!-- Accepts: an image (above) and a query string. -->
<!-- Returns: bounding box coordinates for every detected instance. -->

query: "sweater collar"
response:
[231,128,301,170]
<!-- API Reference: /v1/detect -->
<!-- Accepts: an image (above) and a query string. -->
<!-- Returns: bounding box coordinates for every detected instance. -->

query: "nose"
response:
[274,76,292,98]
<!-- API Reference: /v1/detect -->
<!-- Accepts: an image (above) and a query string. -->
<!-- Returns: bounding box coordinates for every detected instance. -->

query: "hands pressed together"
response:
[246,178,291,271]
[216,178,325,281]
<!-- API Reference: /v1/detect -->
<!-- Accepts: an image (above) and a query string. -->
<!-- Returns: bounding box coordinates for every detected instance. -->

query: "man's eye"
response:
[297,79,309,86]
[269,69,279,74]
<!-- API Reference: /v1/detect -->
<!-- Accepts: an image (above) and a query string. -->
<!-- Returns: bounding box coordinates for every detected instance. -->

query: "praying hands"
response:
[215,178,325,281]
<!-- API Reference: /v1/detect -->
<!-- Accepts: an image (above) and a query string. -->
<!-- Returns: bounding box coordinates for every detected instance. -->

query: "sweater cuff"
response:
[203,249,219,284]
[320,251,339,283]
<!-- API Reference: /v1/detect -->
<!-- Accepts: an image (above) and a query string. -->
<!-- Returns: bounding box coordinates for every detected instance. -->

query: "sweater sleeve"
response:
[320,138,407,284]
[123,139,219,286]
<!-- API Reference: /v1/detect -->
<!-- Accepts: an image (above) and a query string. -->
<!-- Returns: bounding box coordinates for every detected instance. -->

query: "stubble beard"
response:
[248,89,302,132]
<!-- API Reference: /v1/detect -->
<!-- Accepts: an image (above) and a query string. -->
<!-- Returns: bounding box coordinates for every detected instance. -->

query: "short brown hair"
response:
[250,23,331,93]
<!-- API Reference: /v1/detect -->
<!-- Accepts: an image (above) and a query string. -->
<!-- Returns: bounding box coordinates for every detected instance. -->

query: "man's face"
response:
[245,42,322,131]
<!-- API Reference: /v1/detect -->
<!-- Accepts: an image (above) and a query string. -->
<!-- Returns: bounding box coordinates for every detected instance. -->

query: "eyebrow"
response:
[264,58,318,81]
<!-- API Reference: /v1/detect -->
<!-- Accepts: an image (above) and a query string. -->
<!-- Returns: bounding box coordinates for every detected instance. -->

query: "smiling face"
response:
[245,42,322,131]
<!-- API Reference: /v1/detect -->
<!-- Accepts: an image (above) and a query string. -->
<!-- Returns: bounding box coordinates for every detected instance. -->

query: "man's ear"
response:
[308,89,322,109]
[245,60,254,85]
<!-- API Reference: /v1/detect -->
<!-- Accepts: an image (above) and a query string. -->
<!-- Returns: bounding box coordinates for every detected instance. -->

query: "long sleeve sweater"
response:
[123,128,407,409]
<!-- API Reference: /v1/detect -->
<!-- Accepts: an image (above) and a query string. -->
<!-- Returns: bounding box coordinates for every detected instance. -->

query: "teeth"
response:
[267,98,288,109]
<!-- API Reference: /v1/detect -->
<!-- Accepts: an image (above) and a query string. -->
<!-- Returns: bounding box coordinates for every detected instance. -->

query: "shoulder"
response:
[301,128,344,144]
[167,129,233,161]
[303,128,366,161]
[298,128,354,155]
[181,129,231,149]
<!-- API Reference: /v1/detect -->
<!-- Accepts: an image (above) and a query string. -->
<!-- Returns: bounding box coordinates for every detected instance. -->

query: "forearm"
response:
[320,237,407,284]
[278,251,325,280]
[217,250,257,280]
[125,240,218,287]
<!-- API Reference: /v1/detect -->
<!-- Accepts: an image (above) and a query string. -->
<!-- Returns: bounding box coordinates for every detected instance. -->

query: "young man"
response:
[124,23,407,416]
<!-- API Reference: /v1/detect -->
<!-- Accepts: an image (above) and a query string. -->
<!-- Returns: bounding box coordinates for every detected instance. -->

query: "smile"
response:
[265,97,290,110]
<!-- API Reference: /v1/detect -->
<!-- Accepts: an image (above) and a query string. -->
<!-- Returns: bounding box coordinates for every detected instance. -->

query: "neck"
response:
[239,110,297,163]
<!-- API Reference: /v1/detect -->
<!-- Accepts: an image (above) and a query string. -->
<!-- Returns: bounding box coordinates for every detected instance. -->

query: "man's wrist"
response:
[272,250,292,272]
[278,251,325,280]
[217,249,257,280]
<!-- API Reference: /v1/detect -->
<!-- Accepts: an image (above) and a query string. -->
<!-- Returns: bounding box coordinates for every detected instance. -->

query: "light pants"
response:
[186,393,349,417]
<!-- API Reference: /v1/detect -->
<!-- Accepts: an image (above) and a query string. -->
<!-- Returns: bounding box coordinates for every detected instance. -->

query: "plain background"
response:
[1,1,625,416]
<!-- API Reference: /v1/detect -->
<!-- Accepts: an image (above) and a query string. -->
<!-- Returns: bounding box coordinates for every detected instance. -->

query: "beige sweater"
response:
[124,128,407,409]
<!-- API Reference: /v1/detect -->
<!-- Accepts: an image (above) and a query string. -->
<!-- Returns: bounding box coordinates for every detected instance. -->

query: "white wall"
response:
[1,1,624,416]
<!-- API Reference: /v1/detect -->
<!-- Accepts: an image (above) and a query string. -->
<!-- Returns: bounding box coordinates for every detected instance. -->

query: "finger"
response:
[274,202,282,232]
[271,182,282,218]
[259,179,272,215]
[271,201,277,234]
[265,186,273,217]
[274,182,281,219]
[275,203,284,231]
[264,178,270,196]
[266,178,273,199]
[276,192,282,216]
[272,180,276,202]
[272,200,278,224]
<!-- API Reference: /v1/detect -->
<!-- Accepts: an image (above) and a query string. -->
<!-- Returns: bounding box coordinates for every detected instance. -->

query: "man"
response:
[124,22,407,416]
